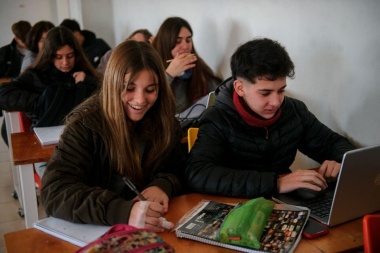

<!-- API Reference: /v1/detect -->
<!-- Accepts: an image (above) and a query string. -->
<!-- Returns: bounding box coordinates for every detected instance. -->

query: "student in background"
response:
[60,18,111,68]
[0,26,101,176]
[41,40,186,231]
[186,38,356,198]
[20,20,55,72]
[152,17,222,114]
[128,28,154,44]
[97,29,154,75]
[0,20,31,146]
[0,20,31,83]
[0,26,100,128]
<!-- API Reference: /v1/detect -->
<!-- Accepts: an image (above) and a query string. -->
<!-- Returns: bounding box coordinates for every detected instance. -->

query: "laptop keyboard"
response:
[300,193,333,218]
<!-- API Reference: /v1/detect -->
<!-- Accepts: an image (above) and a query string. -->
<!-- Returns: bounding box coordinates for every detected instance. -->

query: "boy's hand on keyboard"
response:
[318,160,341,182]
[277,169,327,193]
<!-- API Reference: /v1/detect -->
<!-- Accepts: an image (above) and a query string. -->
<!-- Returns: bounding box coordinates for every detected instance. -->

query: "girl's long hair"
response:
[101,40,178,183]
[152,17,222,108]
[25,21,55,54]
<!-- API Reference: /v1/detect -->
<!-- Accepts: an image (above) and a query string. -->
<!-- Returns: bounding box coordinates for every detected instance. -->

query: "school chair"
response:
[187,127,199,152]
[18,112,42,191]
[363,214,380,253]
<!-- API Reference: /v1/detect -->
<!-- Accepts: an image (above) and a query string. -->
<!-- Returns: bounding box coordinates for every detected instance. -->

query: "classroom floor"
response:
[0,117,44,253]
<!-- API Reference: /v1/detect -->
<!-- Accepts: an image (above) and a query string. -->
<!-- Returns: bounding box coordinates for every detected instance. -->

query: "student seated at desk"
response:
[0,20,31,83]
[0,26,100,130]
[20,20,55,72]
[152,17,222,114]
[41,40,186,232]
[0,20,31,146]
[186,38,356,198]
[0,26,101,178]
[96,28,154,75]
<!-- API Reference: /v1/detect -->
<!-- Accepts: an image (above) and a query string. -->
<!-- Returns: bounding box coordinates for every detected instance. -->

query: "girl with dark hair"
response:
[0,26,101,177]
[0,26,100,129]
[152,17,222,113]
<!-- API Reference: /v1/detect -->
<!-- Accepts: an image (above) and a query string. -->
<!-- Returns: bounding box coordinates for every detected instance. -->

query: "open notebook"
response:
[34,217,110,247]
[33,125,65,145]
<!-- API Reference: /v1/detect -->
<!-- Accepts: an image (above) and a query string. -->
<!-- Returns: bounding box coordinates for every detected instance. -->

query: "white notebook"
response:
[33,217,110,247]
[33,125,65,145]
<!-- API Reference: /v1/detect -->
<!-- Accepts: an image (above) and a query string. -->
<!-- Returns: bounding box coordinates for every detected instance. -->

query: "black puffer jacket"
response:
[0,66,99,129]
[186,77,355,198]
[81,30,111,68]
[0,39,23,79]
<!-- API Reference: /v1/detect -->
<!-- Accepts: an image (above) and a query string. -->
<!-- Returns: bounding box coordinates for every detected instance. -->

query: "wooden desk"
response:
[4,193,366,253]
[11,131,55,228]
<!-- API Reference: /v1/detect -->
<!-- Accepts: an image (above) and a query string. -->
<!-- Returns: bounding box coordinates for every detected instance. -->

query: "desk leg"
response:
[17,164,38,228]
[3,111,22,202]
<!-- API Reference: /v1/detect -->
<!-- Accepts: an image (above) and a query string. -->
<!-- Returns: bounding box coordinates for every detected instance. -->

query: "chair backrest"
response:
[187,127,199,152]
[363,214,380,253]
[18,112,42,189]
[18,112,31,132]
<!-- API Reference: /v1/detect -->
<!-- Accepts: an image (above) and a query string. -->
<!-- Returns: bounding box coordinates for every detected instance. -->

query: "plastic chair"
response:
[363,214,380,253]
[18,112,42,190]
[187,127,199,152]
[18,112,31,132]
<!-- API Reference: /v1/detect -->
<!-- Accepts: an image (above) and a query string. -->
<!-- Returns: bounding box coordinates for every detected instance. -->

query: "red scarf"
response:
[233,90,281,128]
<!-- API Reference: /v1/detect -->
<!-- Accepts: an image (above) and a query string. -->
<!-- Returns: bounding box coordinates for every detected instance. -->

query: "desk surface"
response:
[11,131,55,165]
[4,193,366,253]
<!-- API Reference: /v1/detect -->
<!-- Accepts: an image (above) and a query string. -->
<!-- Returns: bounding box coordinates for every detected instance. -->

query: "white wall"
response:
[1,0,380,169]
[0,0,58,46]
[112,0,380,169]
[0,0,114,49]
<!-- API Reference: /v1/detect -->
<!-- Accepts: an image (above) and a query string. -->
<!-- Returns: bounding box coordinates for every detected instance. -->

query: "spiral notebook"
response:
[175,200,309,253]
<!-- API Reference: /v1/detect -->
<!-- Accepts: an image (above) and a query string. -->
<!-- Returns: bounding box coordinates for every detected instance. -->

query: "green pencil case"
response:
[218,197,274,249]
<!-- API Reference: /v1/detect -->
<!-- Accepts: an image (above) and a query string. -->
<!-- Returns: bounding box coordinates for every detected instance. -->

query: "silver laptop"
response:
[176,91,216,120]
[273,144,380,227]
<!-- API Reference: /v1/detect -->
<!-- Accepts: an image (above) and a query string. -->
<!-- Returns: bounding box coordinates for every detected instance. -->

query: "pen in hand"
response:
[123,177,174,230]
[123,177,147,201]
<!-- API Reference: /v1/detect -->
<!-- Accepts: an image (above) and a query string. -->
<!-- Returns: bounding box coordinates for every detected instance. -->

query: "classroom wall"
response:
[0,0,114,50]
[1,0,379,169]
[0,0,58,46]
[112,0,380,169]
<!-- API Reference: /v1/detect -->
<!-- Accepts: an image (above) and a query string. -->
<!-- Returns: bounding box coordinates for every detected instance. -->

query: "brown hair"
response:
[11,20,32,43]
[127,29,153,43]
[152,17,222,108]
[101,40,178,182]
[25,21,55,53]
[32,26,99,79]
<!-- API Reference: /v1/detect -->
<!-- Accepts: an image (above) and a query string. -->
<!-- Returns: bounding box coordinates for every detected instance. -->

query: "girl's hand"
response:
[72,71,86,83]
[129,201,173,232]
[166,53,197,77]
[139,186,169,213]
